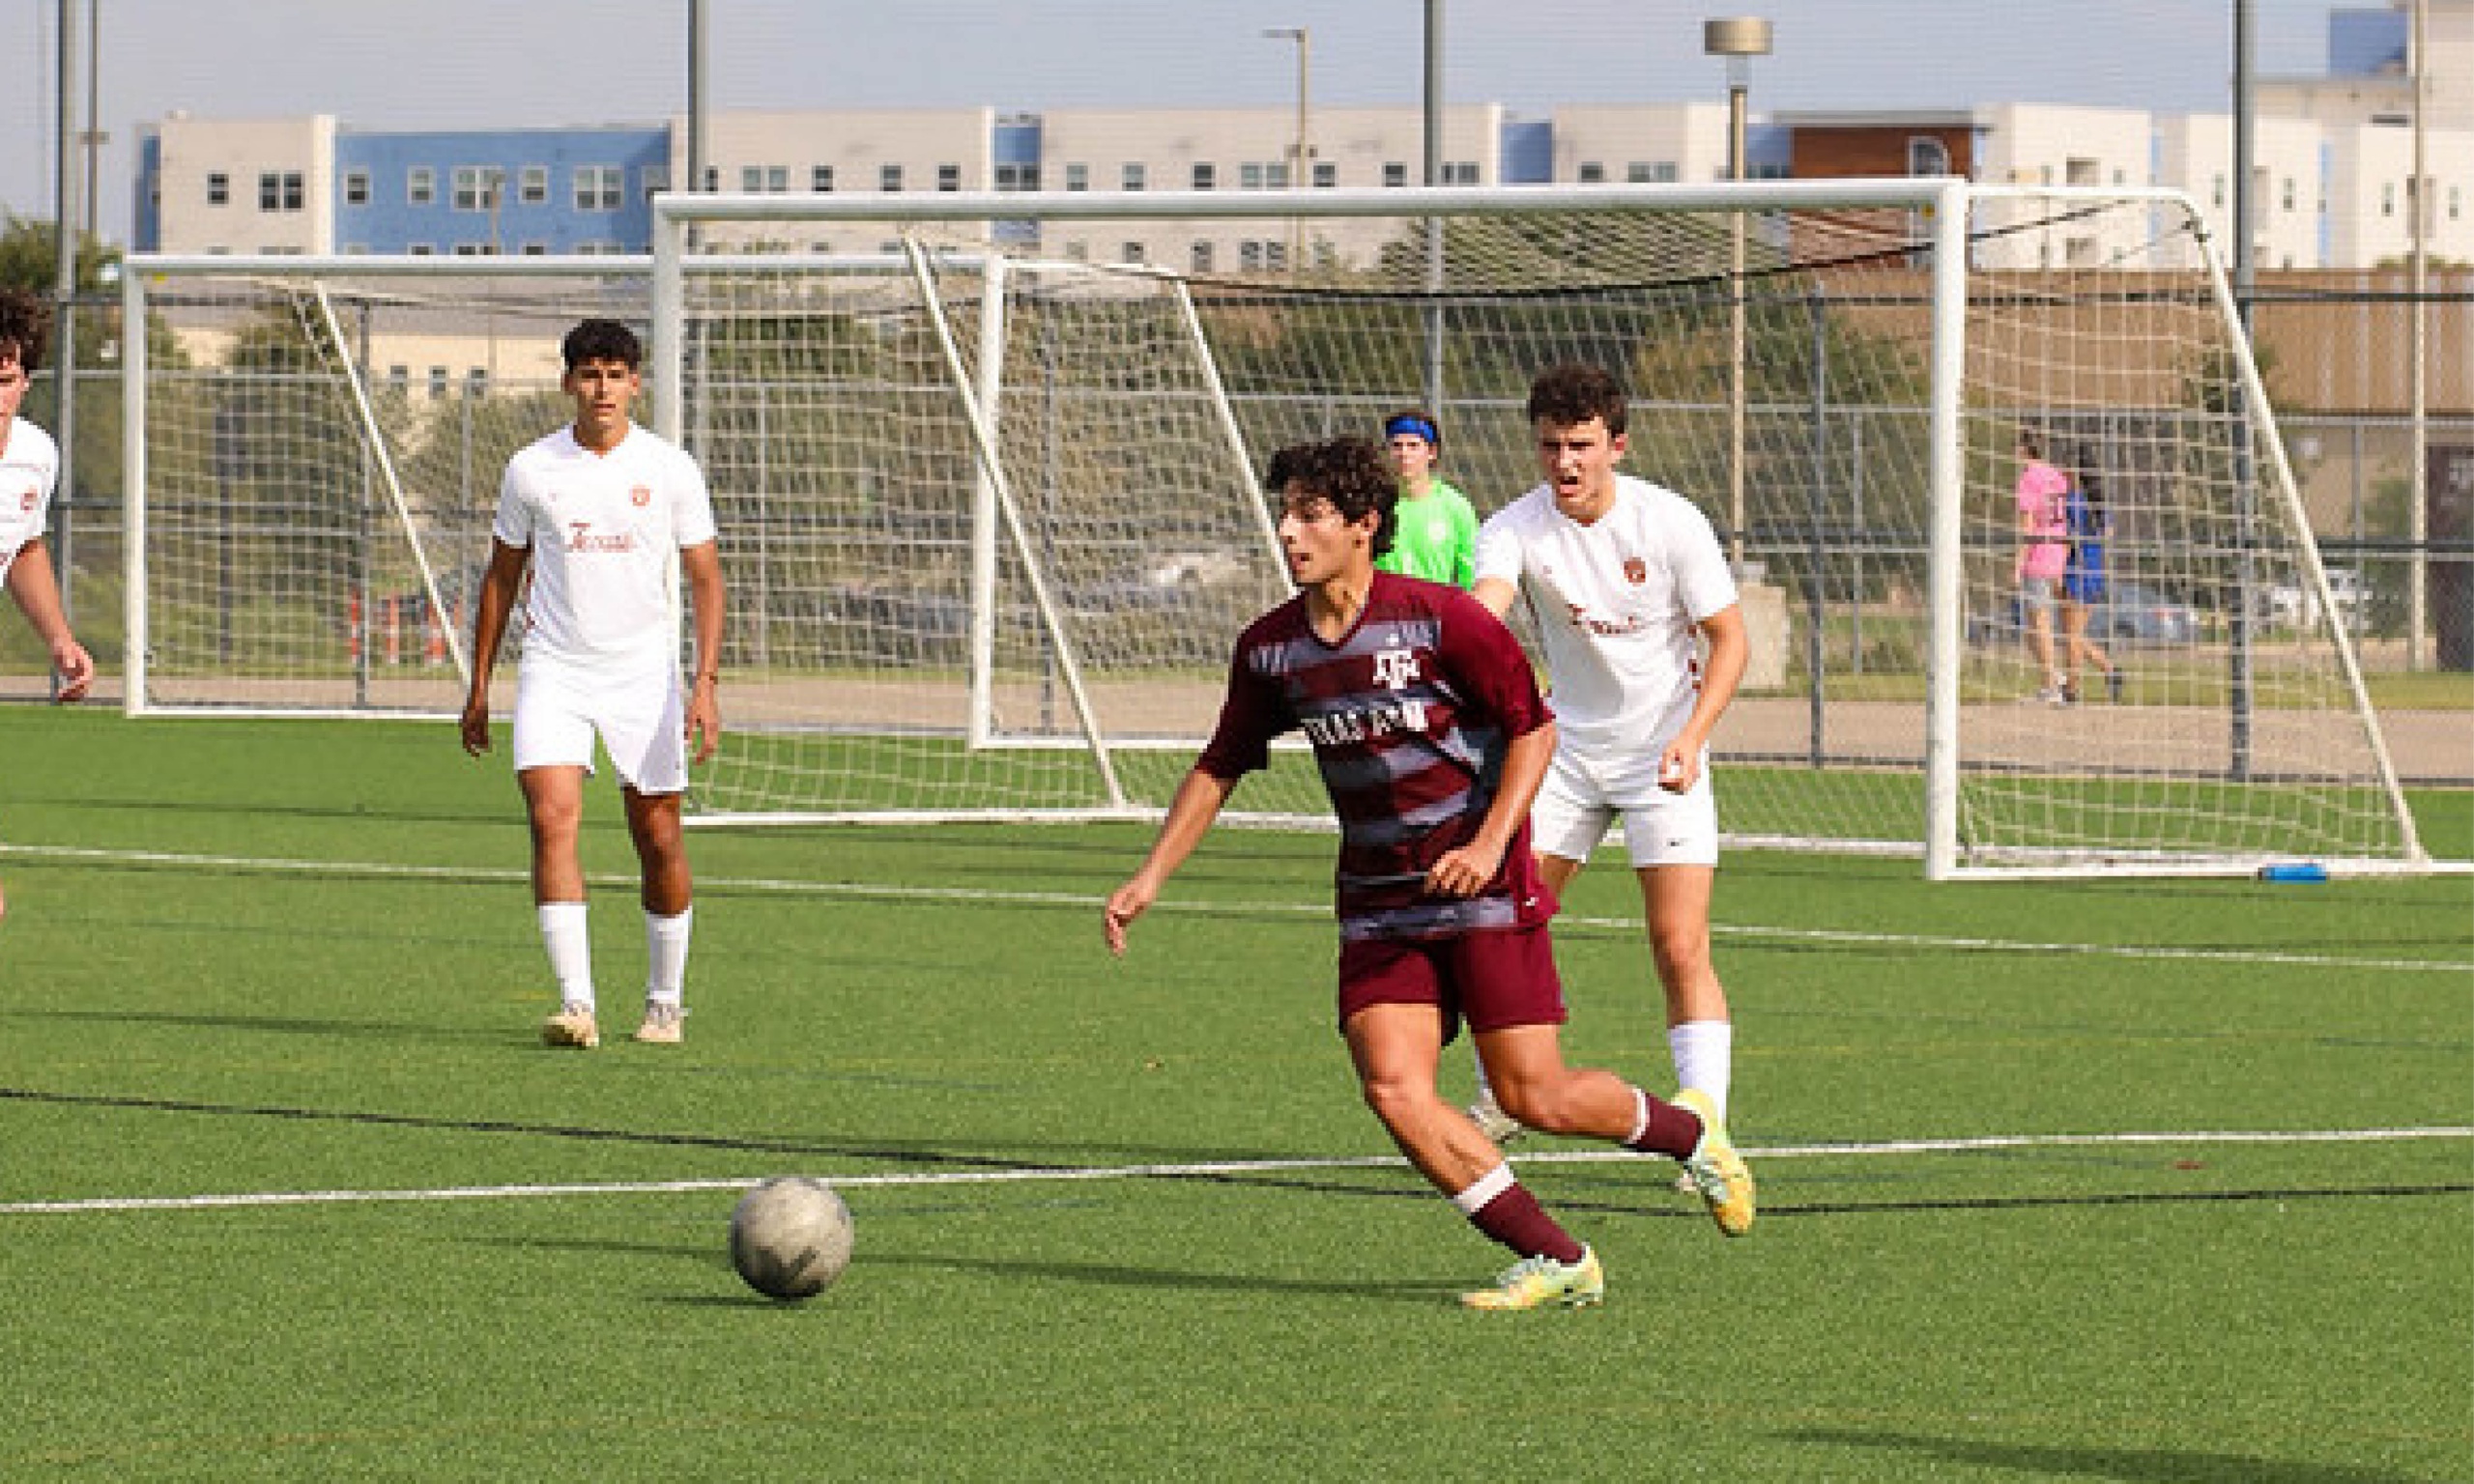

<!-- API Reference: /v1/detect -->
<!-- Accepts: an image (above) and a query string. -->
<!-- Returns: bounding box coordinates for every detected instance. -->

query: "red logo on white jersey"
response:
[630,485,652,507]
[1623,556,1648,585]
[16,487,34,512]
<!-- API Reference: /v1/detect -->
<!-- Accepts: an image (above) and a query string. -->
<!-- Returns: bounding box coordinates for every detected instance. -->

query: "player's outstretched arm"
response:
[459,540,530,756]
[5,541,92,701]
[1104,767,1238,956]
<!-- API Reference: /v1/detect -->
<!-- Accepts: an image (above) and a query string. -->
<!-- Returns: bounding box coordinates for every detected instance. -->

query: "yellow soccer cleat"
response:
[541,1002,600,1049]
[1458,1246,1605,1311]
[1674,1089,1755,1237]
[632,1002,685,1045]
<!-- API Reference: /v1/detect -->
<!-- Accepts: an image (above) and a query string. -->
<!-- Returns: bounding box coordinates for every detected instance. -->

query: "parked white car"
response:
[2264,567,2364,629]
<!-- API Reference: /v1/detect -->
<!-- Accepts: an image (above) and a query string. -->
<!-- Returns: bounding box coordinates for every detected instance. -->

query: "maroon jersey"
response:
[1196,573,1555,941]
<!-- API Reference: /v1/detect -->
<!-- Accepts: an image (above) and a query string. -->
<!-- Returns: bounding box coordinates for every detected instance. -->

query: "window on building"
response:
[259,171,303,211]
[1382,161,1408,187]
[766,165,791,191]
[427,366,449,398]
[938,163,963,192]
[641,164,669,202]
[466,368,490,398]
[1576,161,1606,184]
[573,165,622,211]
[409,167,435,206]
[995,162,1039,191]
[1444,161,1480,185]
[206,171,230,206]
[701,166,719,191]
[2451,186,2462,221]
[1241,161,1265,190]
[2211,173,2226,208]
[2065,236,2099,266]
[520,242,547,256]
[452,242,491,256]
[453,166,498,212]
[1065,162,1089,191]
[1312,160,1337,187]
[1904,137,1950,178]
[342,170,369,207]
[520,166,548,205]
[2382,183,2396,217]
[1191,241,1214,272]
[811,165,835,192]
[739,164,788,192]
[880,163,904,191]
[1120,241,1146,265]
[2065,157,2100,186]
[1121,162,1146,191]
[386,365,409,390]
[406,242,434,256]
[2281,176,2296,212]
[1192,162,1216,189]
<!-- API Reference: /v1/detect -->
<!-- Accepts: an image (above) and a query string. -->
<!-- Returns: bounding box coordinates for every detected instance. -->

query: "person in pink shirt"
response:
[2014,428,2070,705]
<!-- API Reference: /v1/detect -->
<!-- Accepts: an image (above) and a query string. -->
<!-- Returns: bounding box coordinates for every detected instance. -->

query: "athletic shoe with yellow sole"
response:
[1458,1246,1605,1311]
[541,1002,600,1049]
[1674,1088,1755,1237]
[633,1002,685,1045]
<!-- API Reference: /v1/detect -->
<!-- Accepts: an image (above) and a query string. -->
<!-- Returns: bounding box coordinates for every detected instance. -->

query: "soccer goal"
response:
[643,180,2425,876]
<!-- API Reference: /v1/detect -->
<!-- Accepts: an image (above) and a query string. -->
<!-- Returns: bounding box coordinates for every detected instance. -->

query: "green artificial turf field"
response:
[0,705,2466,1480]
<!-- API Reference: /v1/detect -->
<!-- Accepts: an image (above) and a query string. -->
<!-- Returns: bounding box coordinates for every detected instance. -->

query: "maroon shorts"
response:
[1335,925,1568,1042]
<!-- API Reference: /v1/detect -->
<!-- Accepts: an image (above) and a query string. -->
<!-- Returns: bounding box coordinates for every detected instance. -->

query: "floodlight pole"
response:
[1707,16,1771,573]
[1423,0,1446,414]
[1264,27,1310,271]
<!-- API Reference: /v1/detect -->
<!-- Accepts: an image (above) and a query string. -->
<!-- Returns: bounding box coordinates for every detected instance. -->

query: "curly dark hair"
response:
[1264,437,1397,557]
[0,289,53,371]
[1525,362,1627,437]
[561,318,643,372]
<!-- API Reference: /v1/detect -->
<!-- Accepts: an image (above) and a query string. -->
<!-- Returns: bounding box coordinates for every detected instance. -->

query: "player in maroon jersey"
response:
[1103,437,1753,1310]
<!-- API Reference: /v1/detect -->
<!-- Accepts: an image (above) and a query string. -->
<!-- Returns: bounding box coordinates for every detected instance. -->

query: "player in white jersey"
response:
[0,289,97,930]
[1468,363,1747,1140]
[459,319,726,1049]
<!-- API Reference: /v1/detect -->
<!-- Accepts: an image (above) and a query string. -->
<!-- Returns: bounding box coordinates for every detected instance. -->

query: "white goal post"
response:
[118,180,2433,876]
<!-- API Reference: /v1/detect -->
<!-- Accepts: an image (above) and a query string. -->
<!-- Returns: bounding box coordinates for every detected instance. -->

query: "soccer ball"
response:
[729,1176,855,1300]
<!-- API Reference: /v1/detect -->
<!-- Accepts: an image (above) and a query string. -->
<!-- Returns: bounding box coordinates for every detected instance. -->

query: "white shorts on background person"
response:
[1530,737,1721,870]
[511,648,688,794]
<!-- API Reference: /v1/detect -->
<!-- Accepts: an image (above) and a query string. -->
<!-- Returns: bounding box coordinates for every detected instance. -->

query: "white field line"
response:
[1,1126,2466,1217]
[3,841,2466,976]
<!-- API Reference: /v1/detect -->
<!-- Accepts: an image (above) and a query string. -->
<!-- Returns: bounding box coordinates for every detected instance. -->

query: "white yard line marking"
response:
[3,841,2465,976]
[2,1127,2465,1216]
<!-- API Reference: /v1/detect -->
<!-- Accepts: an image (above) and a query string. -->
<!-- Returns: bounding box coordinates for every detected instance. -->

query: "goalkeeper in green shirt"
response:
[1375,411,1480,588]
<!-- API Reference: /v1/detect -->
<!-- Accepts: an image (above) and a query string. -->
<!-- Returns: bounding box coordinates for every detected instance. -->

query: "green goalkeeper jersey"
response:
[1375,478,1480,588]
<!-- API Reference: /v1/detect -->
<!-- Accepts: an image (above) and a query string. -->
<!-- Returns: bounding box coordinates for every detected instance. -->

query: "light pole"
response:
[1706,16,1770,573]
[1263,26,1309,271]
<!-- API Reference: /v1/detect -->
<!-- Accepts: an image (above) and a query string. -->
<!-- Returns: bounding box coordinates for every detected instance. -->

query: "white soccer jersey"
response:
[0,417,60,588]
[1475,472,1739,755]
[493,423,717,666]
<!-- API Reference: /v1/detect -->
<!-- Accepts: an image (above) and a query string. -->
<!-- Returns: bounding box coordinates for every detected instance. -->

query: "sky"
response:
[4,0,2344,244]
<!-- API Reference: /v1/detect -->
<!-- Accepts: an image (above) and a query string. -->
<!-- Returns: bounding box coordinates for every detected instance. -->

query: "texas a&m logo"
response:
[1371,640,1421,691]
[630,485,652,508]
[1623,556,1648,585]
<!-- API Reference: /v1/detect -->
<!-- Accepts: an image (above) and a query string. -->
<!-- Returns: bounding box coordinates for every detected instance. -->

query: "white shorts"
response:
[511,650,688,795]
[1529,741,1720,870]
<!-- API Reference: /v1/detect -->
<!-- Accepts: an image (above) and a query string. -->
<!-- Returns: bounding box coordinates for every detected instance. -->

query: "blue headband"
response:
[1384,414,1440,445]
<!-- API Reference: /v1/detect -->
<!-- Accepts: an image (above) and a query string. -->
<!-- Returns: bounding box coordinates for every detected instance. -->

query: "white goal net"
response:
[122,180,2431,875]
